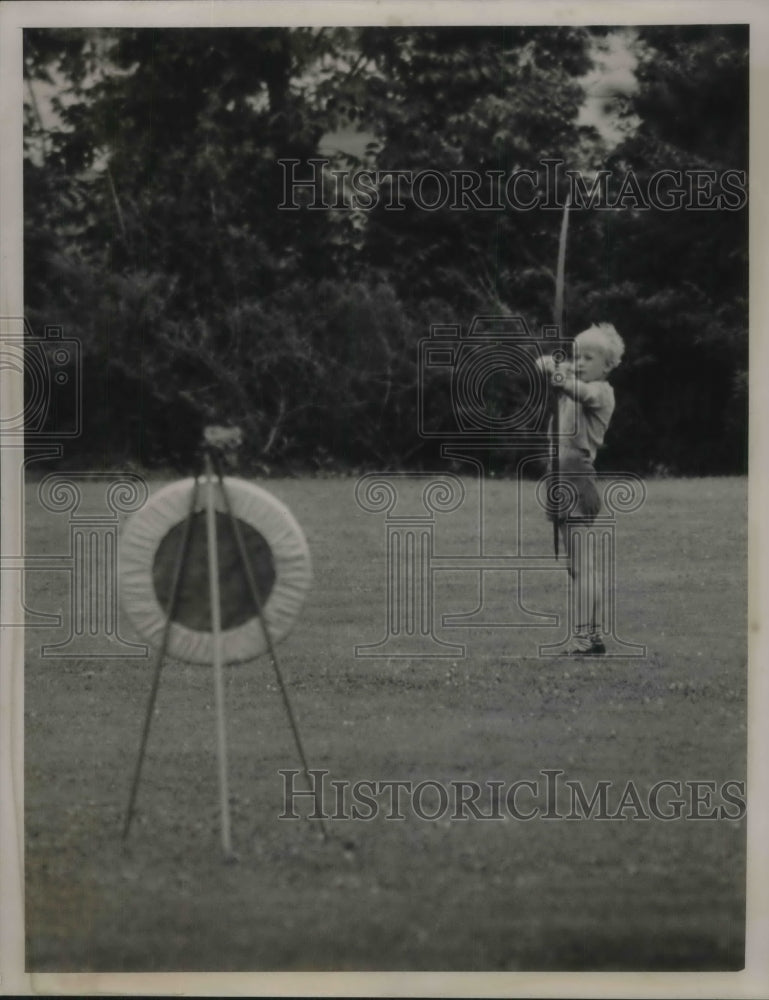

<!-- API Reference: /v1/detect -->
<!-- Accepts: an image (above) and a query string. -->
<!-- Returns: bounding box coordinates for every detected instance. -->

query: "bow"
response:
[551,198,570,559]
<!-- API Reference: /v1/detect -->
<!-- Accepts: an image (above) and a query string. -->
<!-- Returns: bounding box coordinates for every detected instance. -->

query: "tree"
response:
[352,26,596,321]
[23,26,748,474]
[576,25,749,473]
[24,28,358,466]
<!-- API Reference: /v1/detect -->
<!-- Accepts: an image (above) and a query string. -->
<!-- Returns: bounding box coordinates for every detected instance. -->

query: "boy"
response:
[537,322,625,655]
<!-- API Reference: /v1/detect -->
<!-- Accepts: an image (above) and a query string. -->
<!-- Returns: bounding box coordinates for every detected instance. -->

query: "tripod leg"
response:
[211,454,329,840]
[123,476,200,840]
[204,453,234,860]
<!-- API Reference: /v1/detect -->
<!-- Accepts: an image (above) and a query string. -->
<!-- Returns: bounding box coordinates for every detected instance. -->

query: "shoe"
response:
[563,633,606,656]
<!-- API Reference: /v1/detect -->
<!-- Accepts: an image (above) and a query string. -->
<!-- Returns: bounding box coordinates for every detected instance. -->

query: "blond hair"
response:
[575,322,624,371]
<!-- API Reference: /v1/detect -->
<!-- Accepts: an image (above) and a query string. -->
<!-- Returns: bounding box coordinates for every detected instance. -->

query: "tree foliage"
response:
[23,25,748,474]
[353,26,595,315]
[579,24,748,474]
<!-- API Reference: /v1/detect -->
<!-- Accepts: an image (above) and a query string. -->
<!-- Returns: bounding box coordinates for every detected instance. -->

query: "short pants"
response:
[545,448,601,524]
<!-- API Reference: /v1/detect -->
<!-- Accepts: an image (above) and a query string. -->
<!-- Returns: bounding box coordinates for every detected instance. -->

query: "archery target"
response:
[119,477,312,664]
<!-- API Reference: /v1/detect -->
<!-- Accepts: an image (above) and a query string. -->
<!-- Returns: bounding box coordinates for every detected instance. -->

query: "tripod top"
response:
[201,426,244,472]
[203,425,244,453]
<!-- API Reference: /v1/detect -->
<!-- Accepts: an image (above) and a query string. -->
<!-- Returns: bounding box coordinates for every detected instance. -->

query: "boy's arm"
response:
[552,368,605,408]
[536,354,600,402]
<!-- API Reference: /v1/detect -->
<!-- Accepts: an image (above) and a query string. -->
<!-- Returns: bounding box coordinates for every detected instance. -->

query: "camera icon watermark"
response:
[0,316,82,444]
[417,315,573,444]
[0,318,147,655]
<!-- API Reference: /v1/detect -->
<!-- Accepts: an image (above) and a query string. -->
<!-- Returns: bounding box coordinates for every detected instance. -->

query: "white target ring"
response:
[119,477,312,664]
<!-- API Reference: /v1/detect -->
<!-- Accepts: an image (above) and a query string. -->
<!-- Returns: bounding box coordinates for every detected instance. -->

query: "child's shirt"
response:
[553,368,615,462]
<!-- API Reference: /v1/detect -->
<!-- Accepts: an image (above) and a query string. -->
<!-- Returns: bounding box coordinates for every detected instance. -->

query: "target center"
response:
[152,511,276,632]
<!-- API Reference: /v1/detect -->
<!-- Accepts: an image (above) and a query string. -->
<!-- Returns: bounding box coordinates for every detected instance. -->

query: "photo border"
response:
[1,1,766,996]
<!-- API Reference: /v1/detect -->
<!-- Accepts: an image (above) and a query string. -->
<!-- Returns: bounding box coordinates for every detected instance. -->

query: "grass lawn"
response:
[24,473,747,971]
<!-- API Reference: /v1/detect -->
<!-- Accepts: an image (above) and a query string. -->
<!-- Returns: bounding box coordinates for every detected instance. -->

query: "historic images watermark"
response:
[353,315,646,659]
[278,769,747,823]
[278,157,747,212]
[0,316,149,655]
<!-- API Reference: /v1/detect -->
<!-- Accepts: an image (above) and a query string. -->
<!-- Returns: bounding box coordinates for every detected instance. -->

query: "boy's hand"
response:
[537,354,574,390]
[550,359,573,388]
[535,354,555,376]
